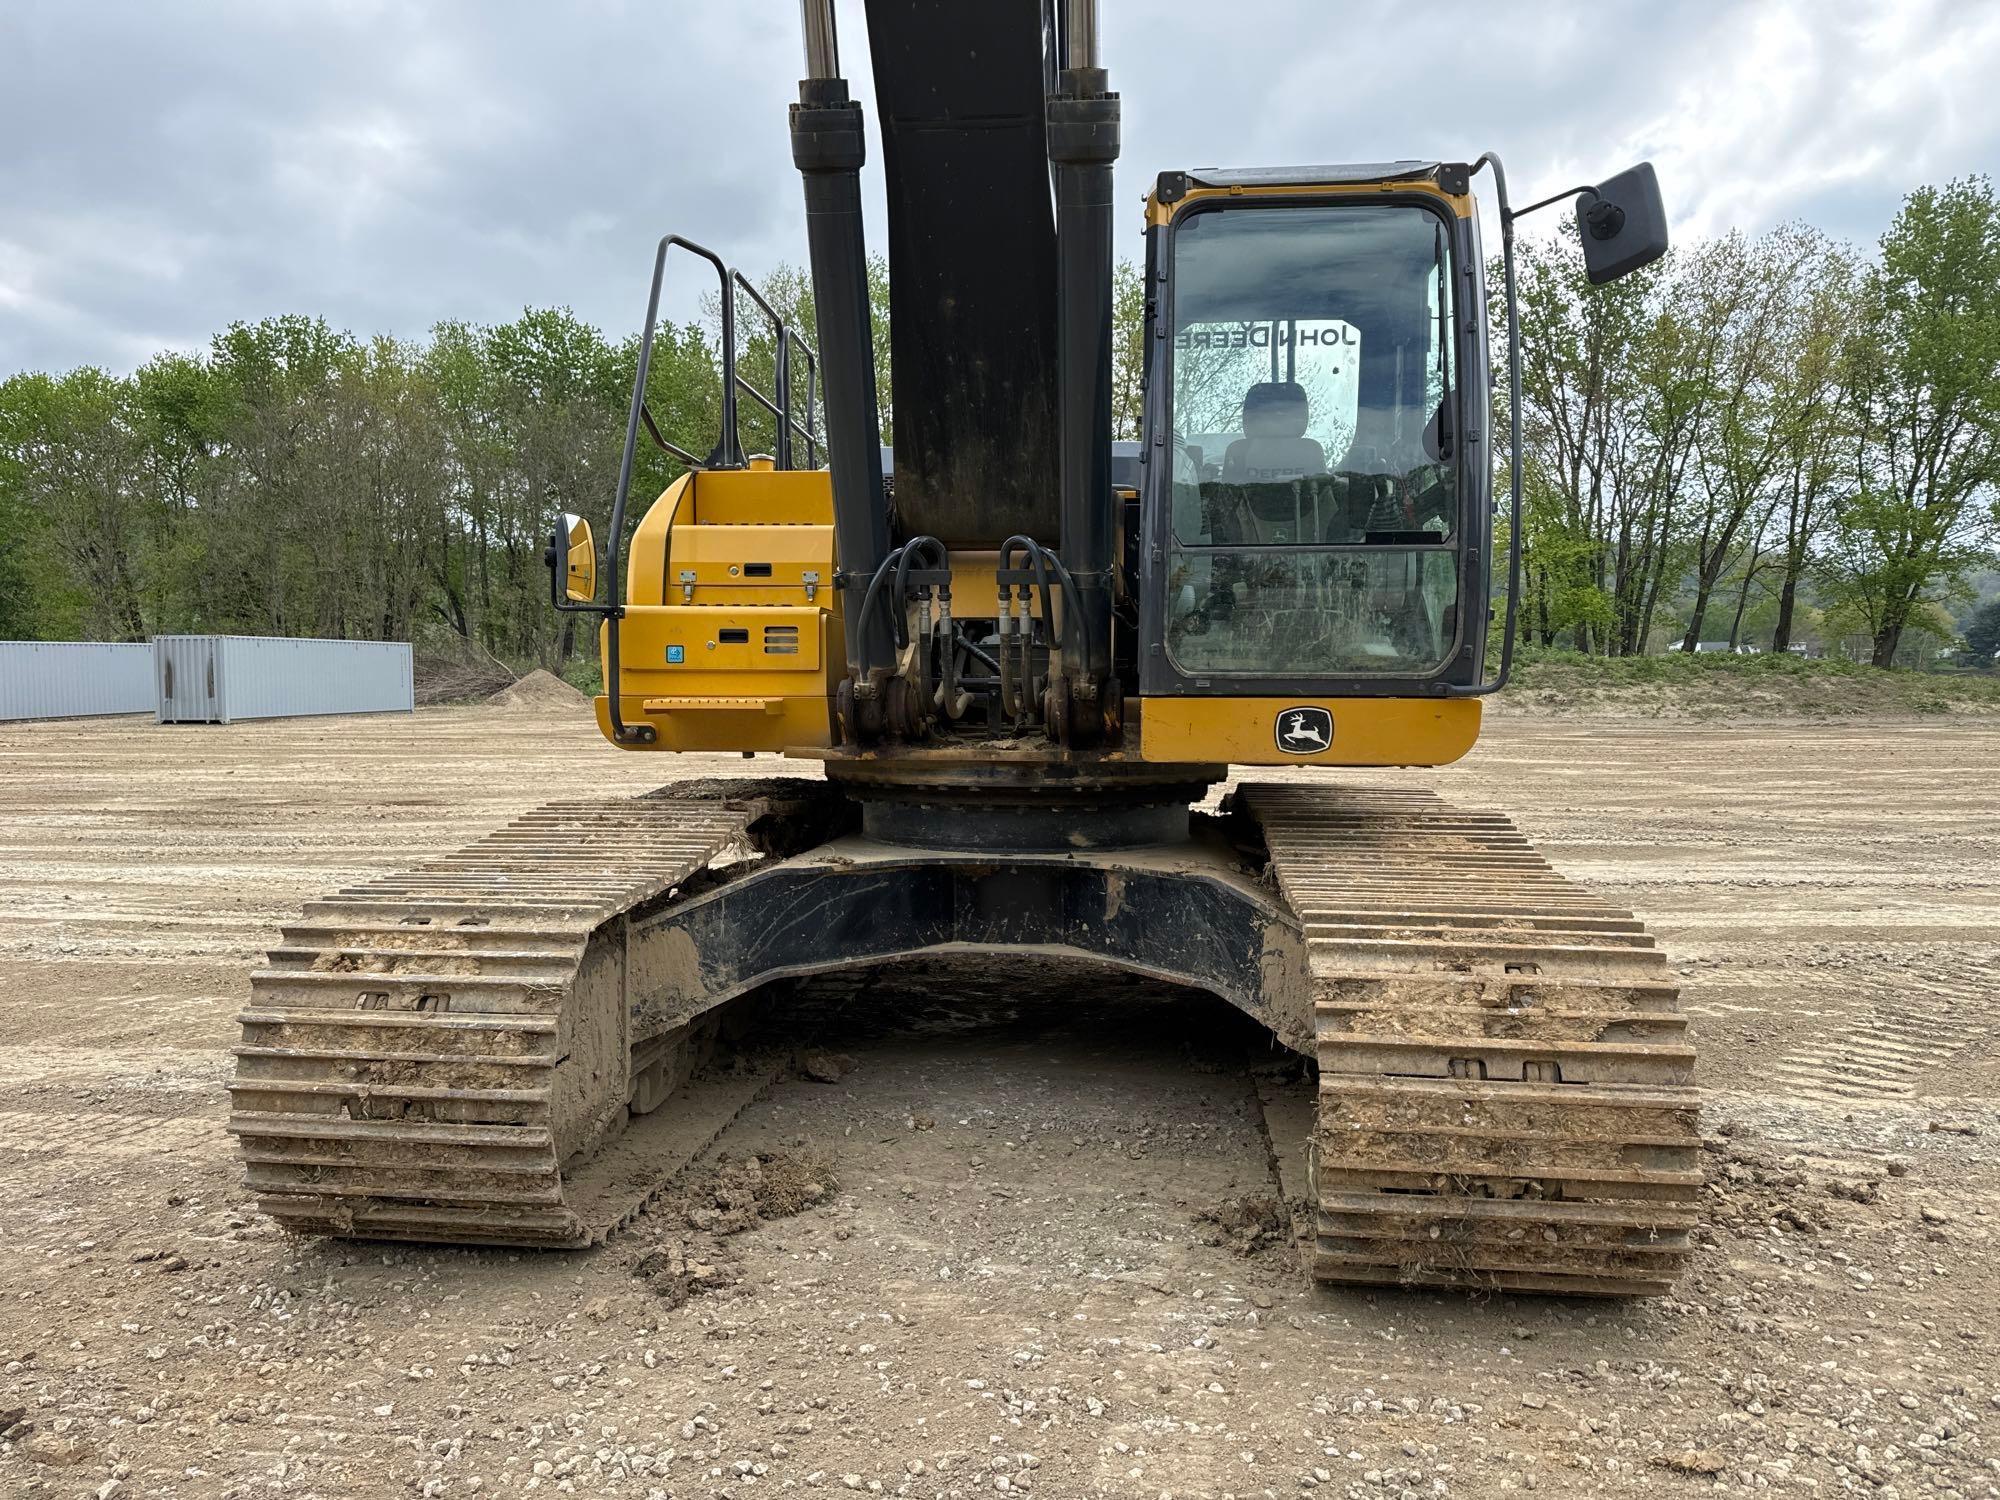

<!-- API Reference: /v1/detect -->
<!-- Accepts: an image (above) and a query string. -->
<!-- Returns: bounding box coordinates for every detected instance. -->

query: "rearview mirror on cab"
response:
[547,512,597,604]
[1576,161,1669,285]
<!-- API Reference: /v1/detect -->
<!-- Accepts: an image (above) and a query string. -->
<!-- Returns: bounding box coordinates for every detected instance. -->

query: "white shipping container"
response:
[154,636,414,723]
[0,641,156,720]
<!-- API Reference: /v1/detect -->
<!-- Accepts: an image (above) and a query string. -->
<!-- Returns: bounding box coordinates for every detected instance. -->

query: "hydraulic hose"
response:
[1043,550,1090,669]
[998,535,1060,650]
[855,543,910,652]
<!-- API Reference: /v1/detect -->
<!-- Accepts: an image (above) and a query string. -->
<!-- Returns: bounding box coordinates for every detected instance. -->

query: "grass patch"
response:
[1503,647,2000,718]
[559,656,604,697]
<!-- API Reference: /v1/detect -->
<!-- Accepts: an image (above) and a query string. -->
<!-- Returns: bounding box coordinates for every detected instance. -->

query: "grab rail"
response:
[731,269,822,469]
[550,233,825,744]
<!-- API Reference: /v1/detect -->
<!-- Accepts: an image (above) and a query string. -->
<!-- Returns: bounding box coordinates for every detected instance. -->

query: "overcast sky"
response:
[4,0,1996,377]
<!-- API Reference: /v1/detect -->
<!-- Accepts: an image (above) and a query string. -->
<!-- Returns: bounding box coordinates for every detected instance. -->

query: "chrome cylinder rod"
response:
[800,0,839,79]
[1065,0,1099,69]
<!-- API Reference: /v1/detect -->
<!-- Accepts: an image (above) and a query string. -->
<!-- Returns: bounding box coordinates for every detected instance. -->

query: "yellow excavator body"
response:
[596,460,1482,766]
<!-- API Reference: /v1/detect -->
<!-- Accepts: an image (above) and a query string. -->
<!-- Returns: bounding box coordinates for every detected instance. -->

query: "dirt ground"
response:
[1,706,1995,1500]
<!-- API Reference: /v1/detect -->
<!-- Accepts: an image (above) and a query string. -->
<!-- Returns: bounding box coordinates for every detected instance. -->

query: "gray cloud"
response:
[3,0,1995,376]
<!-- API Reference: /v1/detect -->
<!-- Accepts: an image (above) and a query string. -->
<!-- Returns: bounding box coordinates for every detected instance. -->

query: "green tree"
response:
[422,319,508,644]
[1680,227,1830,651]
[1768,241,1861,652]
[130,350,230,630]
[1821,177,2000,666]
[0,368,147,638]
[1511,230,1707,655]
[204,315,365,635]
[1110,257,1145,442]
[1962,595,2000,663]
[0,373,91,637]
[483,308,625,659]
[0,480,39,638]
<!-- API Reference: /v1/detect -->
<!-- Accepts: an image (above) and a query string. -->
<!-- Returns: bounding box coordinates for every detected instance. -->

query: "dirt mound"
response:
[802,1050,858,1083]
[1194,1194,1287,1256]
[631,1237,742,1309]
[631,1150,838,1308]
[678,1149,836,1233]
[486,668,589,711]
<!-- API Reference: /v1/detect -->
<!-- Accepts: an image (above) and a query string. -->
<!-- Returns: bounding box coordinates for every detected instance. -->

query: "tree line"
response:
[0,265,886,665]
[1512,176,2000,666]
[1,179,1995,672]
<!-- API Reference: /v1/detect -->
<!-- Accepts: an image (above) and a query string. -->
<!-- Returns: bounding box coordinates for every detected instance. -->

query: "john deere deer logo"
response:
[1275,706,1333,754]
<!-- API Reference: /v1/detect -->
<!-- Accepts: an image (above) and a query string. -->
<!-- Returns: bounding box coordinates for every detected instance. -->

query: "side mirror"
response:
[547,512,597,604]
[1576,161,1669,285]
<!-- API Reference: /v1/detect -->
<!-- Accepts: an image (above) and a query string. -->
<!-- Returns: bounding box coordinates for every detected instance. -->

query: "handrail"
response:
[787,327,821,468]
[553,233,825,744]
[604,235,737,740]
[731,269,822,469]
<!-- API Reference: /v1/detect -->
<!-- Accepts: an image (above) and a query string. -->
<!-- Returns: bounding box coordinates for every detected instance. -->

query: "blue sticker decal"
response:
[667,645,685,664]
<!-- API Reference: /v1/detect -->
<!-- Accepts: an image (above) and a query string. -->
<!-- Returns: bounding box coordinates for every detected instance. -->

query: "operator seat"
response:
[1222,381,1326,484]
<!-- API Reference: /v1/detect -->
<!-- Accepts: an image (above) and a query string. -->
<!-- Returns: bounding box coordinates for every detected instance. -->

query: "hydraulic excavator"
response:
[230,0,1698,1295]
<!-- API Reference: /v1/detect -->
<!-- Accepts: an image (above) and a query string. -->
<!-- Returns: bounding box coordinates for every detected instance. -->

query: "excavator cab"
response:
[1138,165,1489,760]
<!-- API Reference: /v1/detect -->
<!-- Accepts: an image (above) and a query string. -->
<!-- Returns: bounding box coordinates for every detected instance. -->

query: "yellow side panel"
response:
[625,472,692,607]
[920,550,1008,621]
[593,693,832,753]
[936,552,1067,627]
[689,468,834,526]
[1139,696,1481,767]
[667,524,834,605]
[597,604,839,752]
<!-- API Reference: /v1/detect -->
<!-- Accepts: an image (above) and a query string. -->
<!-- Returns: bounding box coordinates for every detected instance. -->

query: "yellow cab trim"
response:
[1146,180,1473,228]
[1139,696,1481,767]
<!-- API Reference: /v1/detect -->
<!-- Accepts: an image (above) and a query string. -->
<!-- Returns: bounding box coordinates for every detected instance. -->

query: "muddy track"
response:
[231,797,759,1245]
[1241,783,1699,1296]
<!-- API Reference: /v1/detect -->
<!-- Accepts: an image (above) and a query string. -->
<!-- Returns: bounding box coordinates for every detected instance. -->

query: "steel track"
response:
[1240,783,1700,1297]
[231,780,1700,1295]
[228,798,756,1246]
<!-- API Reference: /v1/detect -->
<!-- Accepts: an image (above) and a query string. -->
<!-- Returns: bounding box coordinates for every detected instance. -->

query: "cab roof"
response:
[1156,161,1469,202]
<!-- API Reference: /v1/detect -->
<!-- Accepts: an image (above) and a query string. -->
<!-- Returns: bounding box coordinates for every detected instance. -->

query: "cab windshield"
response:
[1165,202,1460,677]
